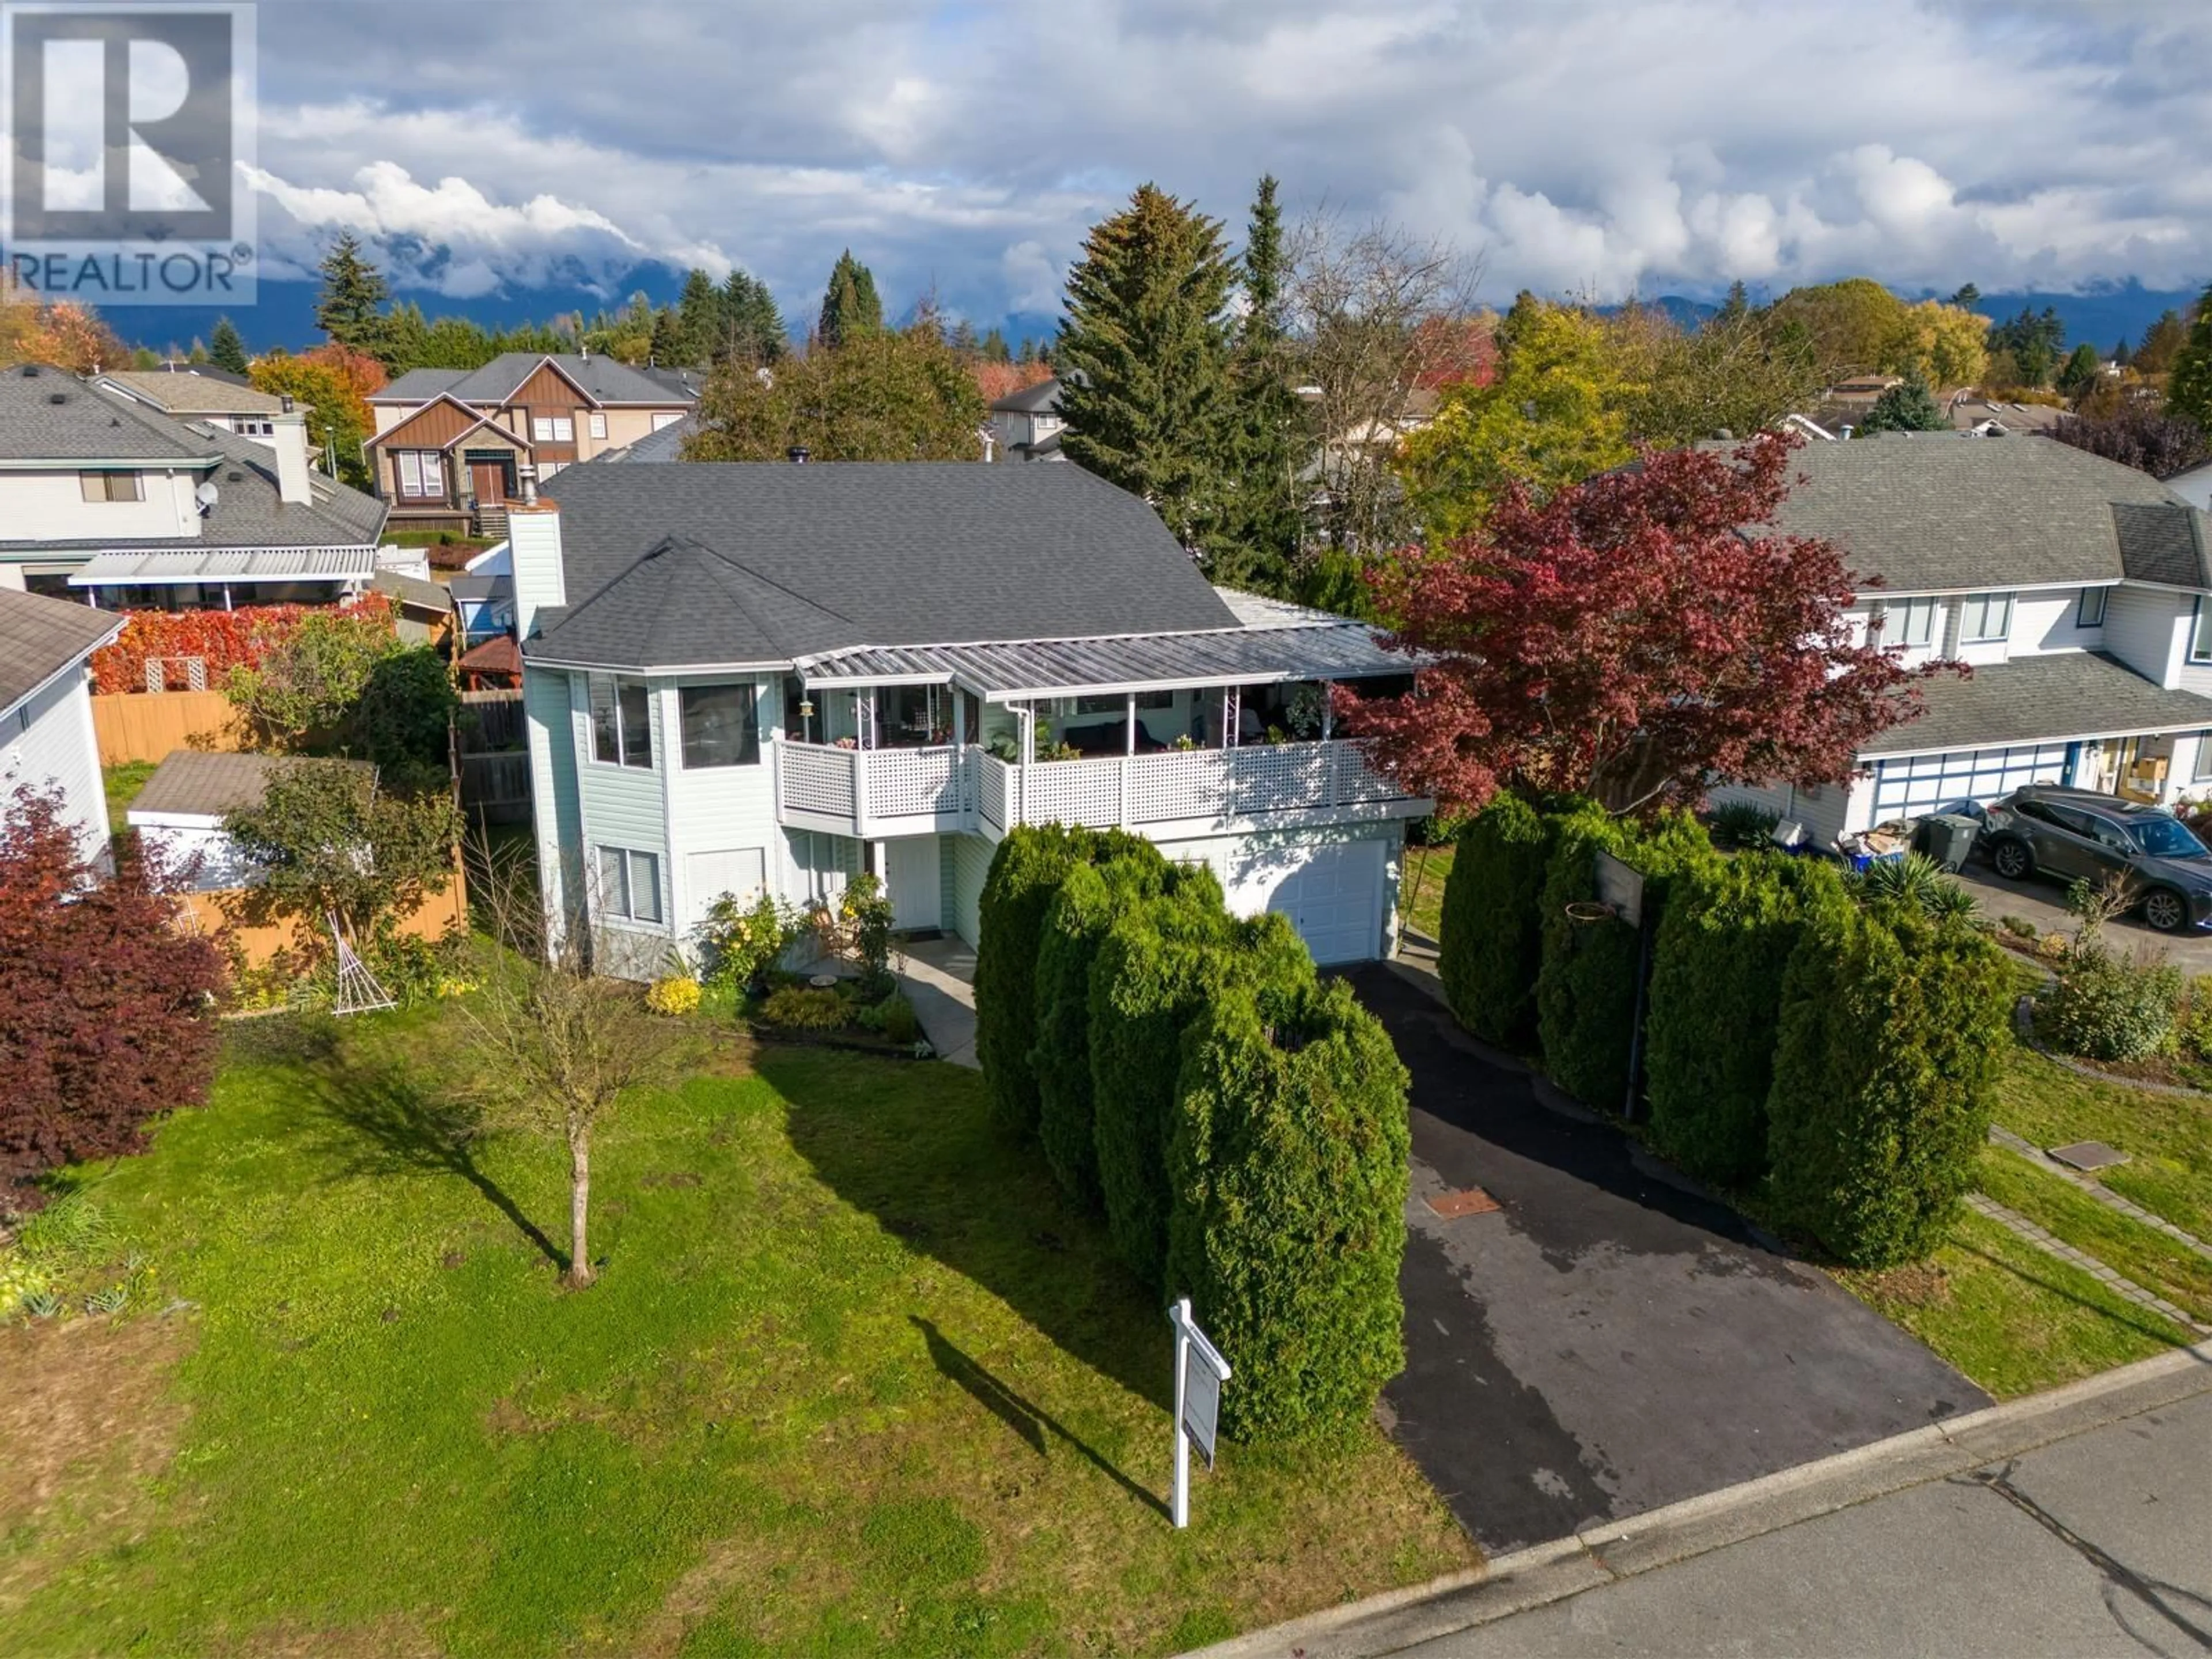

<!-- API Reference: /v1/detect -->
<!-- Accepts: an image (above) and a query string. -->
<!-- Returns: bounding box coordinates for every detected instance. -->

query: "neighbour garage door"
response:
[1870,743,2072,820]
[1232,839,1386,966]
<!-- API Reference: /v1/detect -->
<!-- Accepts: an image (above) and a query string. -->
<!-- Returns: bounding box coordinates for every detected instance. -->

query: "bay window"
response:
[588,673,654,767]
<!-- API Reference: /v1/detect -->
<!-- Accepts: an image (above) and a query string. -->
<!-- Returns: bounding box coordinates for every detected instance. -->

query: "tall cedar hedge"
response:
[975,824,1150,1136]
[1644,853,1850,1186]
[1535,806,1715,1109]
[1437,795,1554,1048]
[1032,847,1172,1207]
[1166,976,1411,1444]
[1766,901,2011,1268]
[1090,881,1313,1292]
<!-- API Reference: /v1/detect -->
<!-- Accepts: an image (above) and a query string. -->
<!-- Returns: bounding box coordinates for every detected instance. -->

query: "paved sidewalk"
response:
[1195,1340,2212,1659]
[893,934,978,1069]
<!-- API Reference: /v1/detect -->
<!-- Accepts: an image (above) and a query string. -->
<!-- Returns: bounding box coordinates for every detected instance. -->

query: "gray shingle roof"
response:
[593,413,694,463]
[0,363,220,461]
[0,586,121,717]
[126,750,370,820]
[528,463,1240,669]
[1865,652,2212,757]
[1771,434,2196,594]
[96,370,286,416]
[181,422,388,549]
[369,353,695,409]
[989,377,1062,414]
[2111,501,2212,589]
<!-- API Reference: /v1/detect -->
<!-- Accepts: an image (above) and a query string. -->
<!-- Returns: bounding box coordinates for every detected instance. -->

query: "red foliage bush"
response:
[0,786,228,1213]
[89,592,395,695]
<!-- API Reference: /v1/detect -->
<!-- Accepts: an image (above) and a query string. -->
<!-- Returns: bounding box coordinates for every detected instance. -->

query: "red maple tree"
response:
[0,787,226,1211]
[1339,431,1952,815]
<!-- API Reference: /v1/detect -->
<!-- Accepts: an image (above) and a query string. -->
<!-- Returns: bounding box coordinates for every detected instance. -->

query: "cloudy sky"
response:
[238,0,2212,324]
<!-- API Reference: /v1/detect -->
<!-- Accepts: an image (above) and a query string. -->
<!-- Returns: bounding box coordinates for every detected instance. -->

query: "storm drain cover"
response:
[1426,1187,1502,1219]
[2049,1141,2130,1172]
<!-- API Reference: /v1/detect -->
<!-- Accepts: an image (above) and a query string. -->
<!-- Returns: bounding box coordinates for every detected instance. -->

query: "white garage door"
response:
[1233,839,1386,966]
[1870,744,2071,820]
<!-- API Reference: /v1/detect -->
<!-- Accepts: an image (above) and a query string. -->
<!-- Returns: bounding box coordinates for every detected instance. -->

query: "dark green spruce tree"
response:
[817,251,884,348]
[722,270,787,363]
[1055,183,1237,562]
[314,231,391,357]
[208,315,249,374]
[1218,175,1305,594]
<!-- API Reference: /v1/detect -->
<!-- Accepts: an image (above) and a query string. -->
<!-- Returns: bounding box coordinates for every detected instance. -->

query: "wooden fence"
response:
[460,749,531,827]
[92,690,245,767]
[459,688,525,751]
[175,862,470,968]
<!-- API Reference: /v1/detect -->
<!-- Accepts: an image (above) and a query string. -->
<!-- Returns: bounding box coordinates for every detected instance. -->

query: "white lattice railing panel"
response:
[1019,756,1124,828]
[1230,745,1334,815]
[865,746,963,820]
[1128,750,1230,824]
[978,753,1010,830]
[779,743,857,819]
[1333,743,1404,804]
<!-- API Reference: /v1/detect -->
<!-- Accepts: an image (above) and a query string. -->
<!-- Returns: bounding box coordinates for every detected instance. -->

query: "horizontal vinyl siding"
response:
[2,668,107,859]
[949,832,994,947]
[524,666,584,935]
[1707,779,1854,850]
[575,676,671,956]
[660,675,777,930]
[2103,587,2186,688]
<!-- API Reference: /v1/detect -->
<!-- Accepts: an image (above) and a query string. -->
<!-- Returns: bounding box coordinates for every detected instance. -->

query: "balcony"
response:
[774,738,1425,841]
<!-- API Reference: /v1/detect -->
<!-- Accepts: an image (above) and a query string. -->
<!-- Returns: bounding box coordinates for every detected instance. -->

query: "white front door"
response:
[1230,838,1387,966]
[884,836,943,931]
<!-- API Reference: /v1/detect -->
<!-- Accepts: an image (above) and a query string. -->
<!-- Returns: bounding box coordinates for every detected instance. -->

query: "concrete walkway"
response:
[894,934,978,1069]
[1194,1339,2212,1659]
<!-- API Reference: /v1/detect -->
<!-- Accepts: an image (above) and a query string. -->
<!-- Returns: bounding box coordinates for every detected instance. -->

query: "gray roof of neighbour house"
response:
[989,377,1062,414]
[0,586,122,718]
[528,463,1242,670]
[0,362,222,462]
[594,413,694,463]
[1767,434,2206,596]
[96,370,286,416]
[370,568,453,612]
[70,547,377,586]
[126,750,371,821]
[369,353,697,408]
[1863,652,2212,757]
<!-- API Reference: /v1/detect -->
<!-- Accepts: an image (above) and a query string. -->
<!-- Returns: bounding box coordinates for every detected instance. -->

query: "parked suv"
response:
[1979,786,2212,933]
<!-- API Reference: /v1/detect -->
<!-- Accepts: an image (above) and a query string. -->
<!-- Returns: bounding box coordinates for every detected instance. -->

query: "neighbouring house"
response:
[515,463,1431,977]
[0,584,123,859]
[369,567,456,645]
[124,749,469,964]
[1709,433,2212,846]
[90,366,291,445]
[986,378,1065,462]
[2168,458,2212,513]
[0,363,388,612]
[593,412,695,464]
[364,353,699,539]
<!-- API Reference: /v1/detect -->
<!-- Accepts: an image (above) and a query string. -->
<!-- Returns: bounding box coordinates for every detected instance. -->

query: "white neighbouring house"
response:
[0,585,123,861]
[1711,433,2212,844]
[514,463,1432,976]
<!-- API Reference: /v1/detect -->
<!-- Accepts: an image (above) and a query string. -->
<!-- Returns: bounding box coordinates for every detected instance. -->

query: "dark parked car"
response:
[1979,785,2212,933]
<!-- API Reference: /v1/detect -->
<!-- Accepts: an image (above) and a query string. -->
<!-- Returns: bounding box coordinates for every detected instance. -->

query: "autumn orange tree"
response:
[1340,431,1950,816]
[249,346,386,487]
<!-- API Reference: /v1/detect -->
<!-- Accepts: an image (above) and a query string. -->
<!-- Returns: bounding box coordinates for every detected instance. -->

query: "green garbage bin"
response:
[1919,813,1979,872]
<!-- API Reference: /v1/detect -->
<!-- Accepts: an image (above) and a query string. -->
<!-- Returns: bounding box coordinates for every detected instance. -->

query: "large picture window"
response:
[680,684,760,768]
[588,673,654,768]
[596,846,662,923]
[1959,591,2014,644]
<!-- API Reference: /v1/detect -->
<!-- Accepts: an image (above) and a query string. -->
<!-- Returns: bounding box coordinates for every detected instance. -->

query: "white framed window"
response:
[531,414,575,443]
[2194,733,2212,784]
[587,411,608,440]
[78,471,143,502]
[2193,600,2212,665]
[680,684,760,768]
[1958,592,2014,644]
[2076,587,2108,628]
[588,673,654,768]
[596,846,662,924]
[1885,596,1939,648]
[395,450,442,498]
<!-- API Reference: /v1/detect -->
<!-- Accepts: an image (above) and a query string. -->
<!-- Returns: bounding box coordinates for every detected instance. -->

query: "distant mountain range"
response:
[91,271,2202,365]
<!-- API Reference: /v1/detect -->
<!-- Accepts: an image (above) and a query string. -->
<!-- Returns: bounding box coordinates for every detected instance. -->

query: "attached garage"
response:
[1221,836,1391,966]
[1868,743,2073,820]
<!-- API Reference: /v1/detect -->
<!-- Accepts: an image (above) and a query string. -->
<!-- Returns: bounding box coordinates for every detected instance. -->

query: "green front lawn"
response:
[0,1006,1469,1657]
[101,760,158,823]
[1400,841,1453,945]
[1988,1048,2212,1245]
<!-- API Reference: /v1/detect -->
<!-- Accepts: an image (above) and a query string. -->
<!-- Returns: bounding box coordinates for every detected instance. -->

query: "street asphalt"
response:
[1407,1385,2212,1657]
[1347,962,1987,1558]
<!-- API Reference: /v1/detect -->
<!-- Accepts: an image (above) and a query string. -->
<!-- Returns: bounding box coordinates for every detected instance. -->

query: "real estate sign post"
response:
[1169,1296,1231,1529]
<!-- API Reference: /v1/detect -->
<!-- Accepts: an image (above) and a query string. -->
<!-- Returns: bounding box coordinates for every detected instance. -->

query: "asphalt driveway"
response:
[1347,963,1988,1557]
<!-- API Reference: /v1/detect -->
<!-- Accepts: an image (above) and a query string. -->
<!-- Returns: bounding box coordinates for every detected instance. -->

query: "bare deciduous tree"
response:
[1283,211,1485,562]
[458,836,680,1290]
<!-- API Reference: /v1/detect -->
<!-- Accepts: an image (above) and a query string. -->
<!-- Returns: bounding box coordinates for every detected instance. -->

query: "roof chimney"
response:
[787,446,810,464]
[518,463,540,505]
[270,406,313,505]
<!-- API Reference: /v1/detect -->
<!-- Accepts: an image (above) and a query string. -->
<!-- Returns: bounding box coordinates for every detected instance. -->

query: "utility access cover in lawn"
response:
[1348,964,1987,1557]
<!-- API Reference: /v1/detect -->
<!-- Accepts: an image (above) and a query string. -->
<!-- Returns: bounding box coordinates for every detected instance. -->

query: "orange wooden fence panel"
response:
[92,691,245,767]
[174,862,470,969]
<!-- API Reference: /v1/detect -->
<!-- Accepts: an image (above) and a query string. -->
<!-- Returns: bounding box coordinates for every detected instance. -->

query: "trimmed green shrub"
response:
[1166,976,1411,1445]
[975,824,1150,1136]
[1645,854,1849,1187]
[2181,976,2212,1062]
[1437,794,1555,1048]
[2036,944,2183,1062]
[1535,806,1716,1110]
[1707,799,1781,851]
[1092,881,1313,1292]
[1032,847,1172,1207]
[758,987,847,1031]
[1767,902,2012,1268]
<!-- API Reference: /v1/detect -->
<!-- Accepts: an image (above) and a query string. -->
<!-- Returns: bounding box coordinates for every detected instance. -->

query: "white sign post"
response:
[1169,1296,1231,1529]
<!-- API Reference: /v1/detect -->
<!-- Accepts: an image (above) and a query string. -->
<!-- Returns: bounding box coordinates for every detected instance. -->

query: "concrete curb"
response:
[1184,1338,2212,1659]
